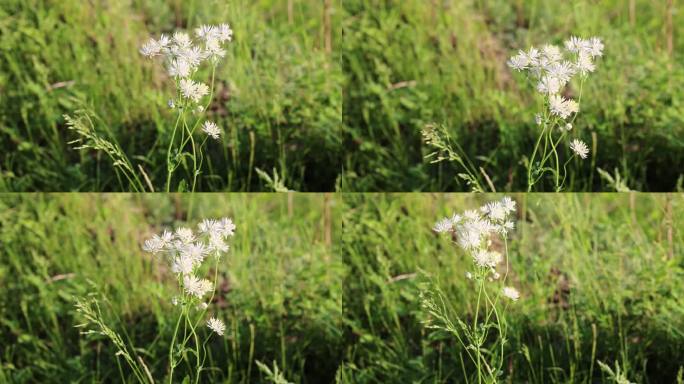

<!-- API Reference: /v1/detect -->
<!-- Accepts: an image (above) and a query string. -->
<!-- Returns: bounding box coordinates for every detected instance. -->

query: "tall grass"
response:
[0,194,342,383]
[0,0,341,192]
[342,0,684,192]
[340,193,684,382]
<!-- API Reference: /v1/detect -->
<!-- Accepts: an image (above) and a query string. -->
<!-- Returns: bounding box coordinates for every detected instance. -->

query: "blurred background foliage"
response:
[340,193,684,383]
[0,194,342,382]
[342,0,684,191]
[0,0,341,191]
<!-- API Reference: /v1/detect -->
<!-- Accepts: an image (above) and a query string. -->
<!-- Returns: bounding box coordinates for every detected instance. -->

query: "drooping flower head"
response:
[570,139,589,159]
[207,317,226,335]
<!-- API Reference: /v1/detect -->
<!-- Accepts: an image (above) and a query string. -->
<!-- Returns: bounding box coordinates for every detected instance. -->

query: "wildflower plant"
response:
[507,36,604,191]
[421,197,518,383]
[140,25,233,192]
[76,217,235,383]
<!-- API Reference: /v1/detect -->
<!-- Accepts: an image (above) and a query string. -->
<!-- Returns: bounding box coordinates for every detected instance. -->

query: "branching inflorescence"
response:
[507,36,604,191]
[140,25,233,192]
[423,197,518,383]
[142,218,235,382]
[76,217,236,384]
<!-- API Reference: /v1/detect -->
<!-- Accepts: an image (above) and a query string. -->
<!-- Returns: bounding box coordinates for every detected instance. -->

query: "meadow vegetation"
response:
[340,193,684,383]
[0,0,341,192]
[342,0,684,192]
[0,194,342,383]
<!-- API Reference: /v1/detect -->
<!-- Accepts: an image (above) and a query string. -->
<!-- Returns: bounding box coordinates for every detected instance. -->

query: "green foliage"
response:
[0,194,343,383]
[0,0,341,192]
[342,0,684,191]
[340,193,684,383]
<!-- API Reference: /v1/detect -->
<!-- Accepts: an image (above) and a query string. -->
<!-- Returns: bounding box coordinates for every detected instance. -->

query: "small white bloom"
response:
[570,139,589,159]
[143,236,165,254]
[549,95,579,119]
[507,50,529,71]
[564,36,586,53]
[500,197,516,214]
[179,79,209,102]
[195,25,216,40]
[183,275,213,298]
[503,286,520,301]
[171,255,194,275]
[576,51,595,75]
[219,218,236,237]
[535,114,542,126]
[168,99,175,109]
[433,217,453,233]
[207,317,226,335]
[140,38,161,57]
[175,227,195,244]
[588,37,604,58]
[171,296,179,306]
[168,59,192,78]
[173,32,192,49]
[482,201,506,222]
[541,44,562,63]
[465,272,472,280]
[197,302,209,311]
[537,76,561,95]
[217,24,233,42]
[202,121,221,140]
[564,123,573,131]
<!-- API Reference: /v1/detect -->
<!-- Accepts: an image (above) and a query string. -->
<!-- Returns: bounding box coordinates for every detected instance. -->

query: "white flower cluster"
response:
[140,25,232,141]
[143,217,236,335]
[434,197,519,300]
[140,25,233,80]
[507,36,603,120]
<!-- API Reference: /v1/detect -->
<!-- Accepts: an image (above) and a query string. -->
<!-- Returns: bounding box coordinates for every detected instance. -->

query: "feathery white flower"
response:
[207,317,225,335]
[173,32,192,49]
[175,227,195,244]
[549,95,579,119]
[195,25,217,40]
[576,51,595,75]
[217,24,233,42]
[140,38,162,57]
[481,201,506,222]
[171,256,194,275]
[473,250,502,268]
[202,121,221,140]
[507,51,529,71]
[183,275,213,298]
[502,286,520,301]
[588,37,604,58]
[179,79,209,102]
[433,217,453,233]
[500,197,516,214]
[541,44,562,63]
[168,59,192,78]
[143,236,165,254]
[537,76,561,95]
[570,139,589,159]
[218,218,236,237]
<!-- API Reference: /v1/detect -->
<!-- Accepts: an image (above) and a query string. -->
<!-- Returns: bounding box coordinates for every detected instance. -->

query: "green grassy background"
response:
[0,194,342,383]
[342,0,684,192]
[340,193,684,383]
[0,0,341,192]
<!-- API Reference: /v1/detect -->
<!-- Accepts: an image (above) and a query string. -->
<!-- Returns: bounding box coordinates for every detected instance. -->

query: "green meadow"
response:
[0,194,342,383]
[0,0,341,192]
[343,0,684,192]
[340,193,684,383]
